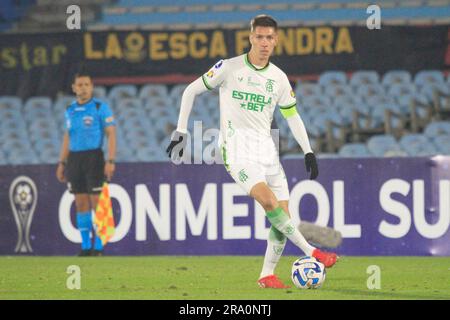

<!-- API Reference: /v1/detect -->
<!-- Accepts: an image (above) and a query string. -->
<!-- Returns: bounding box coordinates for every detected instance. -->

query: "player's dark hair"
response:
[73,72,92,83]
[250,15,278,32]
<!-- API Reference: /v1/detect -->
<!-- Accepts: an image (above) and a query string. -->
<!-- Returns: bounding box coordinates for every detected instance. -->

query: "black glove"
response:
[166,131,187,160]
[305,152,318,180]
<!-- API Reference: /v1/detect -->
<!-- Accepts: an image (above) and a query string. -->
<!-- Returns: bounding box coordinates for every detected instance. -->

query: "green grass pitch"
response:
[1,256,449,300]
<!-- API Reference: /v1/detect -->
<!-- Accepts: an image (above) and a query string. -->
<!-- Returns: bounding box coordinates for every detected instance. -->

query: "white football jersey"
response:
[202,54,297,161]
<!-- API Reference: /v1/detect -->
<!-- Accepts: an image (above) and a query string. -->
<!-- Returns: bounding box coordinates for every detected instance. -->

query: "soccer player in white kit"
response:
[167,15,338,288]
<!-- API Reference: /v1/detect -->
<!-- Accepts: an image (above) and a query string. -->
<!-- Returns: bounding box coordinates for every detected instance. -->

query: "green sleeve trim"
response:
[244,53,270,72]
[221,144,230,171]
[279,103,298,119]
[279,102,296,109]
[201,75,213,90]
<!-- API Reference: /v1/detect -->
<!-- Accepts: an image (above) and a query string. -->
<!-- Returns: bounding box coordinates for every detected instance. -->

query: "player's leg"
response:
[250,182,315,256]
[86,149,106,255]
[88,193,104,255]
[278,200,338,266]
[249,183,289,288]
[74,193,93,255]
[67,152,93,256]
[264,164,338,268]
[258,199,289,285]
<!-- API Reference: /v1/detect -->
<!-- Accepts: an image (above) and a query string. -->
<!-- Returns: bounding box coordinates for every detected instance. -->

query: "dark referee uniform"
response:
[65,97,116,194]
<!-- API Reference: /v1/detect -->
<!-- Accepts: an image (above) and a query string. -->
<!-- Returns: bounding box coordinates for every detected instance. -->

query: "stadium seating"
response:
[0,0,35,32]
[1,68,450,165]
[93,0,450,29]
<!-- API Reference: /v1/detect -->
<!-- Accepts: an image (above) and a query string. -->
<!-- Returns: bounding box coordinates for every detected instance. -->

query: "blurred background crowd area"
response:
[1,0,449,165]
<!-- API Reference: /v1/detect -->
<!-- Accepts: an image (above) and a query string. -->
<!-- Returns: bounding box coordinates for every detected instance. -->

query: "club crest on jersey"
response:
[265,79,275,93]
[214,60,223,69]
[206,70,214,78]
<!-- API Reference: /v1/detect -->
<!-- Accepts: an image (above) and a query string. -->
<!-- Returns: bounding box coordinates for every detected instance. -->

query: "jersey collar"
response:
[245,53,270,72]
[76,97,94,106]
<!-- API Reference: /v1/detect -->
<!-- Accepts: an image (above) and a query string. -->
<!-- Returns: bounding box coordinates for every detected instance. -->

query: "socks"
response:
[93,234,104,251]
[266,207,315,257]
[260,226,287,279]
[76,212,92,250]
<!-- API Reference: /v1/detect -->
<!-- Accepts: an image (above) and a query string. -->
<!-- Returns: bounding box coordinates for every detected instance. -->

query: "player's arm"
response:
[166,78,208,160]
[176,77,209,134]
[104,125,116,162]
[104,125,116,181]
[56,131,69,182]
[101,104,117,181]
[167,60,227,160]
[278,78,318,179]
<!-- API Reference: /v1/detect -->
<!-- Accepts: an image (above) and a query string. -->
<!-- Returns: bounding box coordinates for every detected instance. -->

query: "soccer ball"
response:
[291,256,326,289]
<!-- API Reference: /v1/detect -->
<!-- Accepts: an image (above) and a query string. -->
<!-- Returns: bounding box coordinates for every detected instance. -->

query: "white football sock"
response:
[266,207,315,257]
[260,226,287,279]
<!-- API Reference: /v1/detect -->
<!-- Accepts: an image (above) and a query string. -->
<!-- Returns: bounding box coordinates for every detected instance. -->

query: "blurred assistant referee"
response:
[56,73,116,256]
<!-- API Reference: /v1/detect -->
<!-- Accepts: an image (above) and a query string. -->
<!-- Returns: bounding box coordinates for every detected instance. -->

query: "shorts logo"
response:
[206,70,214,78]
[238,169,248,183]
[214,60,223,69]
[290,90,296,98]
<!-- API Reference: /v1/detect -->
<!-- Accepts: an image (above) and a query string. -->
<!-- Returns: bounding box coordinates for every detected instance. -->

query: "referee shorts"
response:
[66,148,105,194]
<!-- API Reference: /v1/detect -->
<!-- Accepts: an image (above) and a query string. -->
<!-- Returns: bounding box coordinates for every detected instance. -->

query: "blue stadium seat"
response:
[24,96,52,110]
[367,134,406,157]
[424,121,450,137]
[337,103,358,125]
[387,83,416,99]
[170,84,188,100]
[296,83,322,99]
[139,84,169,102]
[419,83,449,101]
[350,71,380,86]
[302,96,332,109]
[108,85,138,103]
[53,96,75,112]
[382,70,412,86]
[365,95,396,108]
[318,71,347,86]
[399,134,432,156]
[414,70,445,86]
[432,135,450,155]
[371,103,403,128]
[355,84,385,101]
[0,96,22,111]
[338,143,371,158]
[93,86,107,100]
[324,84,353,99]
